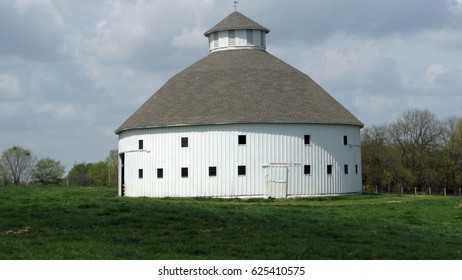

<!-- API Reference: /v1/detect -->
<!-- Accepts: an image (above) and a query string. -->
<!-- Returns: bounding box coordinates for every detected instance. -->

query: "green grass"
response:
[0,186,461,259]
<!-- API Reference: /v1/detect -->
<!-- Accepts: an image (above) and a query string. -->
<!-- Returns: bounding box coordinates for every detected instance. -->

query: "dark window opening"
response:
[304,135,311,145]
[327,165,333,175]
[157,168,163,178]
[344,164,349,174]
[138,140,143,150]
[181,167,188,178]
[343,135,348,146]
[238,165,246,176]
[209,166,217,177]
[181,137,188,148]
[304,165,311,175]
[138,169,143,179]
[355,164,358,174]
[238,135,246,145]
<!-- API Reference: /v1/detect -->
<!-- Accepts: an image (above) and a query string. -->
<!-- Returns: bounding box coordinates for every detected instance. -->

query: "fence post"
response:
[414,187,417,195]
[444,187,446,197]
[375,185,378,194]
[429,188,432,196]
[401,187,403,195]
[459,188,461,196]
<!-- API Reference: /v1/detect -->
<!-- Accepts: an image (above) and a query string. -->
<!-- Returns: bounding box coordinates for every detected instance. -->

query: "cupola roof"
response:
[204,11,269,36]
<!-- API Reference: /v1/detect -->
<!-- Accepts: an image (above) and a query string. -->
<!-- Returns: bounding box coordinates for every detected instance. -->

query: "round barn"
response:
[115,11,364,198]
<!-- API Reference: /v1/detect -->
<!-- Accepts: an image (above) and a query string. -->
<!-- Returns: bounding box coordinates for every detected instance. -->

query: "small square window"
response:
[157,168,163,178]
[327,165,333,175]
[138,169,143,179]
[343,135,348,146]
[209,166,217,177]
[304,165,311,175]
[181,137,188,148]
[344,164,349,174]
[181,167,188,178]
[138,140,143,150]
[238,135,246,145]
[238,165,246,176]
[304,135,311,145]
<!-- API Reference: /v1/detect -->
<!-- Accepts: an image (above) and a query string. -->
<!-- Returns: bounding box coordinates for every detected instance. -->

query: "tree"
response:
[442,118,462,192]
[88,161,109,186]
[106,149,118,187]
[0,146,37,186]
[67,162,92,186]
[388,109,442,190]
[361,124,414,192]
[0,161,12,186]
[32,158,65,185]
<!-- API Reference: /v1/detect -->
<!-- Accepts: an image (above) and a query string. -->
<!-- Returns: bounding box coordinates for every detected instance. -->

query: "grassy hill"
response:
[0,186,461,259]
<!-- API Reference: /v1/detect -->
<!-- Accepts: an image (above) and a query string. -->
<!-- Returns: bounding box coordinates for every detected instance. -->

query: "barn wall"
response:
[118,123,362,198]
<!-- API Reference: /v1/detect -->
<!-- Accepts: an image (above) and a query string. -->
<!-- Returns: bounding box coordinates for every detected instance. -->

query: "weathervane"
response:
[233,1,239,11]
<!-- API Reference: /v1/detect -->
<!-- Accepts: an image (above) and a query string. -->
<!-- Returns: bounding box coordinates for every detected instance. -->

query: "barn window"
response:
[344,164,349,174]
[327,165,333,175]
[355,164,358,174]
[247,29,254,45]
[181,137,188,147]
[138,140,143,150]
[260,31,265,47]
[343,135,348,146]
[228,30,235,46]
[213,32,218,48]
[157,168,163,179]
[209,166,217,177]
[304,165,311,175]
[181,167,188,178]
[138,169,143,179]
[304,135,311,145]
[238,135,246,145]
[238,165,246,176]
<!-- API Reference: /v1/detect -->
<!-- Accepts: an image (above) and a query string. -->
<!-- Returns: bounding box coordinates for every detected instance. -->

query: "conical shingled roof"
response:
[204,11,270,36]
[115,49,363,134]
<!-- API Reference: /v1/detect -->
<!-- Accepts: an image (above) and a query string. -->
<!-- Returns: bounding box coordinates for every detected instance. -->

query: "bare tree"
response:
[0,146,38,186]
[389,109,442,190]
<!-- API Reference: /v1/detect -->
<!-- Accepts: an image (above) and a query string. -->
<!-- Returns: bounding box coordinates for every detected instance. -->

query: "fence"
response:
[363,185,462,196]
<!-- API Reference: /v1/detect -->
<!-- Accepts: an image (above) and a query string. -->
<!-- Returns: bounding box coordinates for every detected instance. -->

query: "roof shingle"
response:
[115,49,363,134]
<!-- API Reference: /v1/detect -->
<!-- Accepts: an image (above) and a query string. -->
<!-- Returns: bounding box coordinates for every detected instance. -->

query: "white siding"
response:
[118,123,362,198]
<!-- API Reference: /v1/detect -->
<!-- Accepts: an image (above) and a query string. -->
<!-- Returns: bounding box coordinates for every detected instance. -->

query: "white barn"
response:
[115,11,364,198]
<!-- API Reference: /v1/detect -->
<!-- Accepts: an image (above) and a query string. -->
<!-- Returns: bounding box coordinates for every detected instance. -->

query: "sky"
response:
[1,0,462,172]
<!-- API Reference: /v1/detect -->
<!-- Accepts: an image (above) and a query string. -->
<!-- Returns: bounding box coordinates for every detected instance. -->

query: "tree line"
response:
[362,109,462,194]
[1,108,461,193]
[0,147,118,187]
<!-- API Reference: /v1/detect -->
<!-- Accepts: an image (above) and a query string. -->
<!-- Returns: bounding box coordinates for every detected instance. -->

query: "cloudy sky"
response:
[1,0,462,172]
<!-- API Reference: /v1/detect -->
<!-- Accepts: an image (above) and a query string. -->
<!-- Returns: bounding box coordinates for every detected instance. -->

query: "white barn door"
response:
[264,165,288,198]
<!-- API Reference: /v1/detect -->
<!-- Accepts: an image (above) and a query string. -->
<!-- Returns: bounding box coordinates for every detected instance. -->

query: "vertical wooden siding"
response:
[118,123,361,198]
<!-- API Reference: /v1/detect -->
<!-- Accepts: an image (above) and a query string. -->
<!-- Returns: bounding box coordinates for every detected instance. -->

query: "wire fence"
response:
[363,185,462,196]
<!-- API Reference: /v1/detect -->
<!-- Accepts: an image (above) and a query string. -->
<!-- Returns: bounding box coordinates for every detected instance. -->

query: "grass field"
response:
[0,186,461,259]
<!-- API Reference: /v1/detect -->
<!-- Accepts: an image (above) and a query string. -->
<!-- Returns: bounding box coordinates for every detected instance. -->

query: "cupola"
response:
[204,11,270,52]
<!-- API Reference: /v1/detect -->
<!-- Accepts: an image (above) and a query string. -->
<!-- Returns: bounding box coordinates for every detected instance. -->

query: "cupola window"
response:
[247,29,254,45]
[229,30,235,46]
